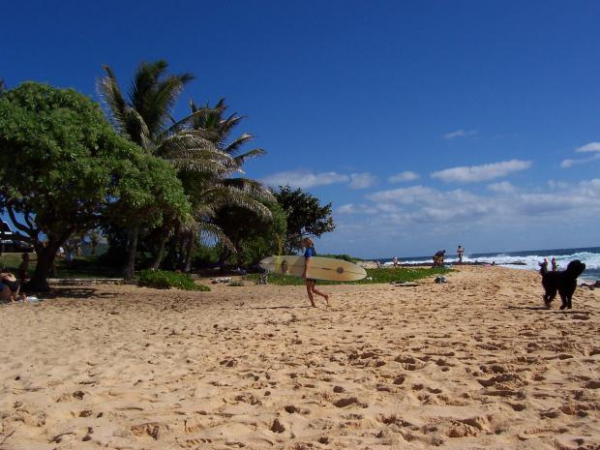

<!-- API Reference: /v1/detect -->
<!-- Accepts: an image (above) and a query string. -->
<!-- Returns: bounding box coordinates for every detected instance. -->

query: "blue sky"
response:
[2,1,600,259]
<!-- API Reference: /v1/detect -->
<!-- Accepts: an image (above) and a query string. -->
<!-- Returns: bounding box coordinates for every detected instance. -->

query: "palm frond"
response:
[231,148,267,168]
[221,178,275,202]
[192,203,217,219]
[218,114,245,137]
[123,108,152,149]
[200,184,273,219]
[223,133,253,155]
[196,221,235,252]
[97,65,129,132]
[129,60,194,138]
[149,75,192,133]
[170,158,232,175]
[157,131,218,155]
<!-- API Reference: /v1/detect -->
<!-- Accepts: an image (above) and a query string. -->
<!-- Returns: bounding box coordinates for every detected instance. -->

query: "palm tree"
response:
[98,60,220,278]
[98,61,272,275]
[98,61,202,150]
[178,99,274,270]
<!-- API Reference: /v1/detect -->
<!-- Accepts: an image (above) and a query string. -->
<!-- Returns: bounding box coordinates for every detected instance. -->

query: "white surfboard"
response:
[259,255,367,282]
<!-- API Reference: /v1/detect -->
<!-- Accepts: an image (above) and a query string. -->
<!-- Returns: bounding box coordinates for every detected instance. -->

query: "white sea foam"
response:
[384,249,600,281]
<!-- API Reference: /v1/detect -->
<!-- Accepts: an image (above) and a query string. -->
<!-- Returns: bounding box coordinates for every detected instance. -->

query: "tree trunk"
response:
[123,227,139,280]
[25,245,56,292]
[150,235,168,270]
[218,247,232,275]
[183,232,195,273]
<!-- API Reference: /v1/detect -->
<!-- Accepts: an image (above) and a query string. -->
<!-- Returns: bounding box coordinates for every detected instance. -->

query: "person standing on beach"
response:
[551,257,558,271]
[457,245,464,264]
[301,237,330,308]
[393,256,399,267]
[18,252,30,285]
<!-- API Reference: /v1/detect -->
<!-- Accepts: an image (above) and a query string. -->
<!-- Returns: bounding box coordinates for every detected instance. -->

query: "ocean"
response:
[378,246,600,282]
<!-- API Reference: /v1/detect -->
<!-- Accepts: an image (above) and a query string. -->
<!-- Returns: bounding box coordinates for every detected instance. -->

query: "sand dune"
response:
[1,266,599,449]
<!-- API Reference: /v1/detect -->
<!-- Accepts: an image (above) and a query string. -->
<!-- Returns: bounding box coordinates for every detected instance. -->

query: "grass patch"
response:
[1,252,122,279]
[0,252,30,271]
[245,266,451,286]
[138,269,210,291]
[359,266,451,284]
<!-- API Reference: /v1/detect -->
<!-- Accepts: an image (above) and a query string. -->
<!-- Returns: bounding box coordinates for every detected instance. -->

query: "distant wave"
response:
[380,247,600,281]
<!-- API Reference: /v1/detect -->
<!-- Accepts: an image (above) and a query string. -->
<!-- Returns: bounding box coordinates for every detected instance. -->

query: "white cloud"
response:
[368,185,442,205]
[322,178,600,257]
[388,171,420,183]
[348,173,378,190]
[346,178,600,229]
[263,170,379,190]
[487,181,517,193]
[575,142,600,153]
[337,203,378,215]
[579,178,600,195]
[431,159,532,183]
[443,129,478,140]
[561,153,600,169]
[547,180,570,190]
[262,170,349,189]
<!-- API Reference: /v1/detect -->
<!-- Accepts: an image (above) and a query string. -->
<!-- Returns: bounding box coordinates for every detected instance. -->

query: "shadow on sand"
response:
[506,305,587,314]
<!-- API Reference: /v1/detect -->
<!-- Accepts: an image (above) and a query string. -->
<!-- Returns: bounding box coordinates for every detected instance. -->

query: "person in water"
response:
[457,245,464,264]
[301,237,330,307]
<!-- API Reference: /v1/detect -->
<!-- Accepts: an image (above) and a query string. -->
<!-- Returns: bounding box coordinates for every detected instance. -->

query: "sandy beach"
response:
[1,266,599,450]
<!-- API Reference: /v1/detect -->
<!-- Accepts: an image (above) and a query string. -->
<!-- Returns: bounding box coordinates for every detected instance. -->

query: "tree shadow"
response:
[250,305,299,310]
[506,305,549,311]
[41,287,100,300]
[506,305,584,314]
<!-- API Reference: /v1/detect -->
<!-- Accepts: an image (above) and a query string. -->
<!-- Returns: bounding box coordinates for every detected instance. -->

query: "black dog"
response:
[540,259,586,310]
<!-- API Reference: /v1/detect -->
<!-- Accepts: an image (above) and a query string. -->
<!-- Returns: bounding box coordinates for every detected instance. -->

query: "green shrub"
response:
[138,270,210,291]
[358,267,450,284]
[320,253,359,263]
[244,266,450,286]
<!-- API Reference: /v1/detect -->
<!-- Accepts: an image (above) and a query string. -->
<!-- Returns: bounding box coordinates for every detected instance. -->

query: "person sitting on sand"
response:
[1,271,22,302]
[433,250,446,267]
[301,237,330,308]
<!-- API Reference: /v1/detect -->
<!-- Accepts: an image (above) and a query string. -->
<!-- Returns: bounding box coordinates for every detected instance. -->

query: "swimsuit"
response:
[304,247,317,282]
[1,278,19,292]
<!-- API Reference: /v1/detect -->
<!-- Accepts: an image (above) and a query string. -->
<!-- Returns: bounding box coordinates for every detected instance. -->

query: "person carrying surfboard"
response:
[301,237,330,307]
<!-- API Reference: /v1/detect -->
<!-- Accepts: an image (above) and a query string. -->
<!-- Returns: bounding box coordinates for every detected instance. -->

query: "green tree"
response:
[0,82,189,290]
[214,200,287,266]
[274,185,335,253]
